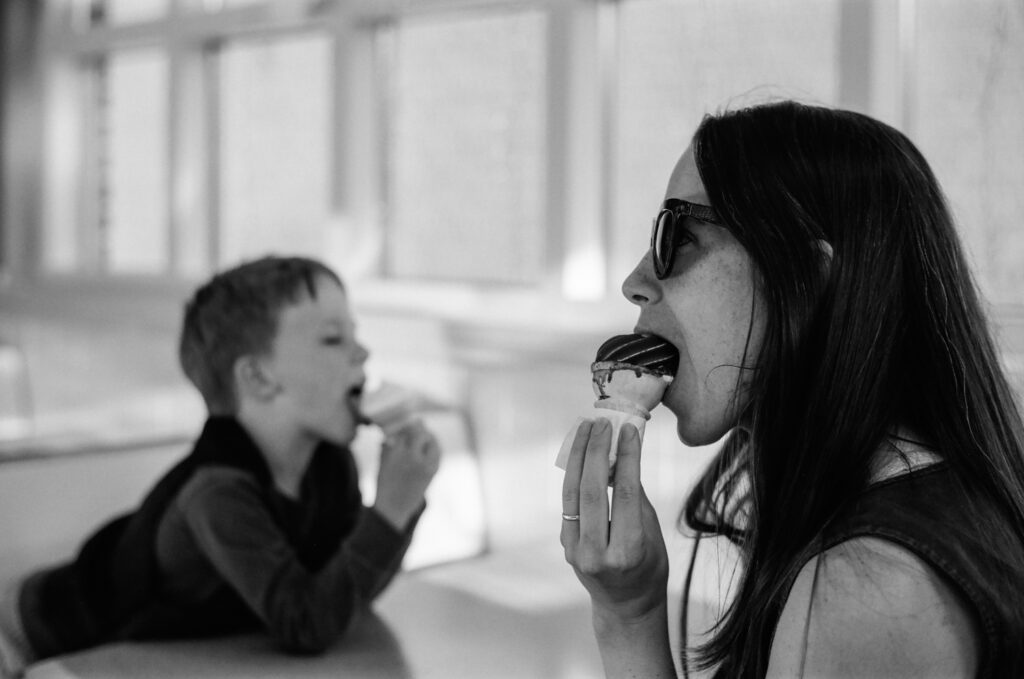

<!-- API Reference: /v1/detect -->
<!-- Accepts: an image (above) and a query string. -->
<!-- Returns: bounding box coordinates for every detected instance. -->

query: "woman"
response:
[560,101,1024,678]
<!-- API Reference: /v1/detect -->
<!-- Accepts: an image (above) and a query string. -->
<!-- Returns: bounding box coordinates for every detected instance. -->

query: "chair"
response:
[0,336,33,442]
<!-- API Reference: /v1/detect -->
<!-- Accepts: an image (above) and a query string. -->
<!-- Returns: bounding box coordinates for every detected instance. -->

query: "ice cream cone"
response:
[360,381,438,435]
[555,333,678,480]
[554,397,657,474]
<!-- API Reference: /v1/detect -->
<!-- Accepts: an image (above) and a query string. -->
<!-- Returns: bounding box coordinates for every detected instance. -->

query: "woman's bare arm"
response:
[767,537,978,678]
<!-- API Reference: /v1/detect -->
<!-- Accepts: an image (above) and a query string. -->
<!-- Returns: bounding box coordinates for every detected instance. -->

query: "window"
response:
[29,0,1024,302]
[217,32,333,265]
[5,0,1024,460]
[381,10,547,285]
[103,49,171,274]
[911,0,1024,306]
[613,0,844,282]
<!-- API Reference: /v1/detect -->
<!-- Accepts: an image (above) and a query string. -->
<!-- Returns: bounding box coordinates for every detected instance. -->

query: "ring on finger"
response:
[561,513,580,521]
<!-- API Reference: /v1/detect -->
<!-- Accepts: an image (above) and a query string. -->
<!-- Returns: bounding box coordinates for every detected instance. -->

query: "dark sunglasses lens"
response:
[653,211,672,278]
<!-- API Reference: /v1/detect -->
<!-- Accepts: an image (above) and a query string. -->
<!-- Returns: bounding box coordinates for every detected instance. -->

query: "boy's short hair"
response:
[179,255,343,415]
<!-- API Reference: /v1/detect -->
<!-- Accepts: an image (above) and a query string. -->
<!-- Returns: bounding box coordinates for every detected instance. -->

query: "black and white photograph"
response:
[2,1,1023,677]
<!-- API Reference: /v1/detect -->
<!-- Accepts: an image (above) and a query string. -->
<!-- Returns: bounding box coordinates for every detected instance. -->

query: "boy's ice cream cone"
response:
[360,381,431,435]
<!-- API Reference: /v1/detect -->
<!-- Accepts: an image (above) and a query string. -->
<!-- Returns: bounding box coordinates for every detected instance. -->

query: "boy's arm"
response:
[359,501,425,600]
[175,468,417,654]
[360,417,439,599]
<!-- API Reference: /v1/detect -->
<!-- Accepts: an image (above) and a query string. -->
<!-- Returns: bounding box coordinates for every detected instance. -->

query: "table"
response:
[25,543,608,679]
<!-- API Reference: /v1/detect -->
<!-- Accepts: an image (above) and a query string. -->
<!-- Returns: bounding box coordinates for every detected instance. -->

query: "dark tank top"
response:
[809,463,1024,678]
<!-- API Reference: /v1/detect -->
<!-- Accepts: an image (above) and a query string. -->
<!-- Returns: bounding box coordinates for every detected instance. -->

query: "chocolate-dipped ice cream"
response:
[555,333,679,476]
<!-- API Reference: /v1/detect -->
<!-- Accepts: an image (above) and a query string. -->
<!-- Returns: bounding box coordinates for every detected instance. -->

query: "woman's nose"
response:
[621,251,658,306]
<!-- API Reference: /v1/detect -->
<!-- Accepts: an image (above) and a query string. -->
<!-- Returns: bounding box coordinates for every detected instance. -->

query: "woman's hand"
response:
[560,418,669,622]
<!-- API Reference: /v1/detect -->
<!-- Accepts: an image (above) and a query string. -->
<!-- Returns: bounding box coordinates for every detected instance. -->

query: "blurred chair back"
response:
[0,335,33,442]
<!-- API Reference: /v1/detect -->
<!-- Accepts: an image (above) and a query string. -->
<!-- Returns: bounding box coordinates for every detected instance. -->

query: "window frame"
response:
[17,0,611,300]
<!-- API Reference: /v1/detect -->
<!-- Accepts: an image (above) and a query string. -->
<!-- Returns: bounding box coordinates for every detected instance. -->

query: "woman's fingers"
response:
[579,419,612,548]
[609,423,644,550]
[560,419,668,618]
[561,419,594,546]
[563,418,645,555]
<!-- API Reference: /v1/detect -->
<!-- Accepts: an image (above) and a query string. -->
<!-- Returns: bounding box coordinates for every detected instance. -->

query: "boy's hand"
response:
[373,419,441,531]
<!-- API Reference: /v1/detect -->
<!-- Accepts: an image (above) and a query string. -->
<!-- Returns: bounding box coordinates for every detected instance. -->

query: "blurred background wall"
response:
[1,0,1023,555]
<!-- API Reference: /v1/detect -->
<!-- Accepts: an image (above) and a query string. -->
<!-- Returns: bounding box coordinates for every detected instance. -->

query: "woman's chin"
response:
[674,416,728,449]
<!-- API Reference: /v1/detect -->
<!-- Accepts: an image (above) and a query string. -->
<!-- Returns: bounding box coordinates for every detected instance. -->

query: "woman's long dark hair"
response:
[680,101,1024,676]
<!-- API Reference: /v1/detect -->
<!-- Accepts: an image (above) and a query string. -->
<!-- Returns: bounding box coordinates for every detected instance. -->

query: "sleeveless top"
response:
[803,463,1024,678]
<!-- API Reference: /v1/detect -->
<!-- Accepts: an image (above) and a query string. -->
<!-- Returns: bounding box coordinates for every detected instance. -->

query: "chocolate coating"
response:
[594,334,679,376]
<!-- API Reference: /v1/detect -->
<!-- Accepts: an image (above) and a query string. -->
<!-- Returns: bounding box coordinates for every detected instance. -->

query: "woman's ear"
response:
[234,355,280,403]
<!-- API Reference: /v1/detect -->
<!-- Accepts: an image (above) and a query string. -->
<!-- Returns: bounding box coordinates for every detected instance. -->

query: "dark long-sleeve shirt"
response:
[156,466,415,653]
[19,417,419,659]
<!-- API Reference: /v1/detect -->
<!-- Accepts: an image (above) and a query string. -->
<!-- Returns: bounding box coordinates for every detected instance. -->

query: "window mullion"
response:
[203,42,221,271]
[82,56,106,274]
[166,38,212,278]
[549,1,607,300]
[332,15,387,279]
[897,0,918,135]
[167,42,181,276]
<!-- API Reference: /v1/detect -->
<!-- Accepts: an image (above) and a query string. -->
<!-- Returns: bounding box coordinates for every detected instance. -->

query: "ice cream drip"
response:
[591,334,678,408]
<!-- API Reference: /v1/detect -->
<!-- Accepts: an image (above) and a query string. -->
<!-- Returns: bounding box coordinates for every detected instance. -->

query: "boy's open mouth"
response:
[346,383,364,415]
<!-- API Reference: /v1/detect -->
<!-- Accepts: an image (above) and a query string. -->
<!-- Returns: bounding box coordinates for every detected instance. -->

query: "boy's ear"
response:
[234,355,280,402]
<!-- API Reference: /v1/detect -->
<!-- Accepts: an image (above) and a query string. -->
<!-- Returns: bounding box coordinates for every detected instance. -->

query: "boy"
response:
[0,256,439,674]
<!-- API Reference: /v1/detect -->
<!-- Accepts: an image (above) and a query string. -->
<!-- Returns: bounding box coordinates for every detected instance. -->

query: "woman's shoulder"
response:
[766,537,977,678]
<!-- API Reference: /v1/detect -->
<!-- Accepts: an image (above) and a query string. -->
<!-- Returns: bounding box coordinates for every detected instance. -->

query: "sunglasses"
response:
[650,198,723,279]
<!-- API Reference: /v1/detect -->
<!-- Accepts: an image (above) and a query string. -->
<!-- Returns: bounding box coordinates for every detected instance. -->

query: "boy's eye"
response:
[322,336,345,346]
